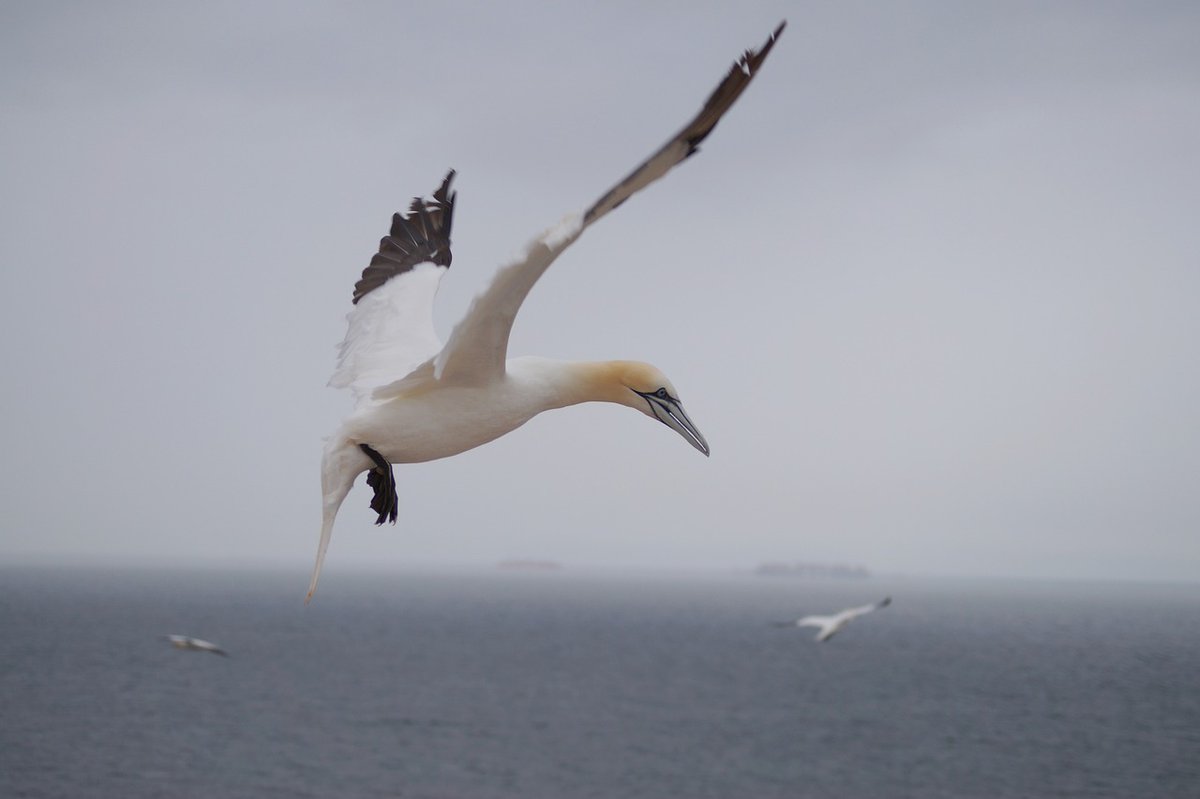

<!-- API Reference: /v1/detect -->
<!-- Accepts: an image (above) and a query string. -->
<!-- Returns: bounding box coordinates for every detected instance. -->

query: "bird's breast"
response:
[343,380,551,464]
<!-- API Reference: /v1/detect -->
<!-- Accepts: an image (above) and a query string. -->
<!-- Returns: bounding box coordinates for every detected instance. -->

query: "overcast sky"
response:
[2,1,1198,582]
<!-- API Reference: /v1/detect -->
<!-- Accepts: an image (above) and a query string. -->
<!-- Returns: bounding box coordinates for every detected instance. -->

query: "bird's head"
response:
[601,361,710,456]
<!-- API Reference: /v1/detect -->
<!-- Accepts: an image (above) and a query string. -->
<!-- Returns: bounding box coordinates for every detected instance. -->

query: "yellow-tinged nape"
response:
[561,360,710,456]
[566,360,680,408]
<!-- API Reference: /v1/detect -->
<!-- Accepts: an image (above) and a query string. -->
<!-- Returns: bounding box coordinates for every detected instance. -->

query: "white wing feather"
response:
[840,602,882,621]
[432,215,583,386]
[338,26,783,403]
[330,171,456,404]
[414,22,785,390]
[331,262,445,404]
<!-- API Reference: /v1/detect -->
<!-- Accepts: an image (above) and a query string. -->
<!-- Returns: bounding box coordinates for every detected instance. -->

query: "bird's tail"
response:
[305,438,371,603]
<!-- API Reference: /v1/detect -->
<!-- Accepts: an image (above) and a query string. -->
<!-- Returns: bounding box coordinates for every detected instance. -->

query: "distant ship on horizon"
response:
[755,561,870,579]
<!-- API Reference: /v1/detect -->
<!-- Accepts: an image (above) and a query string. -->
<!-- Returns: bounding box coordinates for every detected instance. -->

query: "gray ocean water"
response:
[1,565,1197,799]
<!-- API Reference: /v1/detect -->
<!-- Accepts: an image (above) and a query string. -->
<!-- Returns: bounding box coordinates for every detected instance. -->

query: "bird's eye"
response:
[655,388,669,399]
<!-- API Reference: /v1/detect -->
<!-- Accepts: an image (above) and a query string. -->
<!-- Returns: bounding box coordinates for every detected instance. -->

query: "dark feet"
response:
[358,444,398,524]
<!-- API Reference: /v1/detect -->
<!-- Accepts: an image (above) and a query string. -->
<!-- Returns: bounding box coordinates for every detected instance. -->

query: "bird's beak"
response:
[645,395,710,456]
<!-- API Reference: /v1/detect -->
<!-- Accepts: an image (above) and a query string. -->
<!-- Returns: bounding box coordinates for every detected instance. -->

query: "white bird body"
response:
[307,23,786,602]
[779,597,892,642]
[338,357,659,464]
[165,635,228,656]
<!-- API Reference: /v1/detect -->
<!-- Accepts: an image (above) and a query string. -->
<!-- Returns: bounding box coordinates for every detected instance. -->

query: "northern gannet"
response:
[165,635,229,656]
[307,22,786,602]
[774,597,892,642]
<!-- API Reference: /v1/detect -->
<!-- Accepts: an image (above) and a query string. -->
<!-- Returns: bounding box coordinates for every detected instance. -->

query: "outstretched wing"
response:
[841,597,892,621]
[193,639,229,656]
[582,20,787,229]
[814,625,841,643]
[419,22,786,389]
[330,170,457,404]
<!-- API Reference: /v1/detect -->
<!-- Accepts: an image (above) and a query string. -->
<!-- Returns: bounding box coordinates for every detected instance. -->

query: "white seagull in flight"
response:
[307,22,786,602]
[774,597,893,642]
[165,635,229,656]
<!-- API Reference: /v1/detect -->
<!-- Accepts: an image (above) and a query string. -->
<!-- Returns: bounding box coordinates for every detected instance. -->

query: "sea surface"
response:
[1,565,1198,798]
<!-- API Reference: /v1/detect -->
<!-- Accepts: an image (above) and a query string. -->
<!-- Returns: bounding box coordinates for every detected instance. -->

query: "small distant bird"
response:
[774,597,892,642]
[306,22,787,602]
[165,635,228,656]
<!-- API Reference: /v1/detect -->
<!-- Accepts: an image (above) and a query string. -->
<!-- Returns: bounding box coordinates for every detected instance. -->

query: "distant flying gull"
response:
[774,597,893,642]
[165,635,229,656]
[306,22,786,603]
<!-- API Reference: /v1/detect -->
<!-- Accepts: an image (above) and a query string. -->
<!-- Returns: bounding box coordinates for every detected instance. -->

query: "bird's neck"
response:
[509,357,638,411]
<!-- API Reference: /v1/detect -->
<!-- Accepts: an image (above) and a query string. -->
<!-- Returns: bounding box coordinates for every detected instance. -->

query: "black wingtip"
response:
[680,20,786,153]
[580,22,785,227]
[352,170,458,304]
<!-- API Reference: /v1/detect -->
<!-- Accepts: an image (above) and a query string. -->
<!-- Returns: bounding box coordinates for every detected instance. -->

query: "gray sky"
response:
[2,1,1198,582]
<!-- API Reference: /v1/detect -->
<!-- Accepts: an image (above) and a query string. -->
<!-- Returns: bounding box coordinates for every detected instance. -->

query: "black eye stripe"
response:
[635,387,678,404]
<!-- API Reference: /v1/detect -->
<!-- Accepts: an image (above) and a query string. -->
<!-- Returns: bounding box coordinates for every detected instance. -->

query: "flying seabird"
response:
[165,635,229,656]
[774,597,893,642]
[307,22,786,602]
